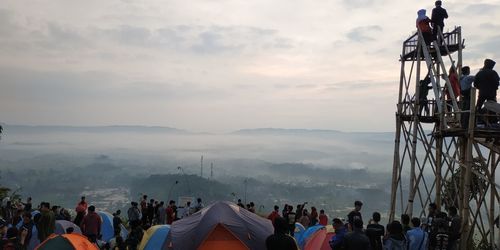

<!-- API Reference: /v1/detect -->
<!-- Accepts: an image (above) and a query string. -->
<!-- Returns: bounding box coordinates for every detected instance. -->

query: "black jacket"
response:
[343,229,371,250]
[475,59,500,96]
[431,6,448,27]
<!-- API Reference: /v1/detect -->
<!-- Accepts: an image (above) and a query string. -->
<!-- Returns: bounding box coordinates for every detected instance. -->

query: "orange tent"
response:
[35,233,98,250]
[169,201,273,250]
[198,224,249,250]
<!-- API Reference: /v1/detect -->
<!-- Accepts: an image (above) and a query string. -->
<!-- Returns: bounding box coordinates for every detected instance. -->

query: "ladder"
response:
[417,30,460,125]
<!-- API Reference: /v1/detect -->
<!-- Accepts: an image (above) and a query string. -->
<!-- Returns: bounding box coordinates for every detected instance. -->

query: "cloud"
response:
[342,0,382,9]
[465,3,500,15]
[96,24,293,55]
[468,35,500,60]
[322,80,393,91]
[346,25,383,42]
[104,25,152,47]
[0,9,16,36]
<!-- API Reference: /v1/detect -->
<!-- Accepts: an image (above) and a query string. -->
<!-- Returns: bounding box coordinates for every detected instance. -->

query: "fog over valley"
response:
[0,124,395,219]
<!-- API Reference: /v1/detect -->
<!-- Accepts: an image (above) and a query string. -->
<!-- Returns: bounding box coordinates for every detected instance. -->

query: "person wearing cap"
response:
[475,59,500,111]
[431,1,448,40]
[347,201,363,231]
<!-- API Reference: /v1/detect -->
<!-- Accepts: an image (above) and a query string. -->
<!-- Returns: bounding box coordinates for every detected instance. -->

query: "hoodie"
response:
[416,9,432,33]
[474,59,500,95]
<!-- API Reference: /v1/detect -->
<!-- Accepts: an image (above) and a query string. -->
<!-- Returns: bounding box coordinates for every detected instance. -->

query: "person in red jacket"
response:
[267,205,281,226]
[310,207,319,226]
[446,66,460,101]
[80,205,102,243]
[166,200,176,225]
[318,209,328,226]
[416,9,434,46]
[74,196,88,226]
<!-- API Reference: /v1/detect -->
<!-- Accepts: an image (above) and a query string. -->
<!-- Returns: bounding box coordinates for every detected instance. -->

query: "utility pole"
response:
[210,163,213,179]
[200,155,203,178]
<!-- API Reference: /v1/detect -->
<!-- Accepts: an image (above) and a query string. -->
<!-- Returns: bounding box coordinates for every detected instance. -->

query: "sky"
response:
[1,0,500,133]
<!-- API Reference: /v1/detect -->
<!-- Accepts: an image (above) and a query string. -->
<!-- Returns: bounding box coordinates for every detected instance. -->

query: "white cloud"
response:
[0,0,499,132]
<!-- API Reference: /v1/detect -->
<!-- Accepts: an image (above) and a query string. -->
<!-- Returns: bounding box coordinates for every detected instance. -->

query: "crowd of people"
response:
[415,1,500,129]
[0,194,205,250]
[265,200,462,250]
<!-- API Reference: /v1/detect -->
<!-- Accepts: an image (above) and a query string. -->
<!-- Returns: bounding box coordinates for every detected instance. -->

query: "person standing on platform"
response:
[475,59,499,110]
[431,0,448,41]
[417,9,434,46]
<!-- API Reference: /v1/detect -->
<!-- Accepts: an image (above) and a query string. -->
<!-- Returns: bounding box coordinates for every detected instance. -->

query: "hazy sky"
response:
[1,0,499,132]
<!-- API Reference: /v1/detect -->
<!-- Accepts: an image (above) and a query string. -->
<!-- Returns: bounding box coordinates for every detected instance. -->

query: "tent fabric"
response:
[293,223,306,247]
[198,224,249,250]
[304,227,326,250]
[320,232,335,250]
[97,211,128,242]
[55,220,82,235]
[296,225,325,249]
[139,225,171,250]
[169,201,273,250]
[35,233,98,250]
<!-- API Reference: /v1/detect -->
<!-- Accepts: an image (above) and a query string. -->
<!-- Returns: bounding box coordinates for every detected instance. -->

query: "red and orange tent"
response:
[35,233,98,250]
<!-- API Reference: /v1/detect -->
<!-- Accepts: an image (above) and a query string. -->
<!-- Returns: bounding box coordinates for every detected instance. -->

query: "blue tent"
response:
[138,225,171,250]
[296,225,325,249]
[97,211,128,242]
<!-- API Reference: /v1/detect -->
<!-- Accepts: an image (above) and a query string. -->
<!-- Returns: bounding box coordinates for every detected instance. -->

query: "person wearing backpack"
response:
[406,217,428,250]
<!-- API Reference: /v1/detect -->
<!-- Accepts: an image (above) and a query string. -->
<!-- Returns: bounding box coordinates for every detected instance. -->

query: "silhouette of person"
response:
[416,9,434,46]
[431,1,448,41]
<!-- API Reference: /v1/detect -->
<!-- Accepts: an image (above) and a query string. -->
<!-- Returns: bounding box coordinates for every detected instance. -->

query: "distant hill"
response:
[2,124,188,134]
[232,128,342,135]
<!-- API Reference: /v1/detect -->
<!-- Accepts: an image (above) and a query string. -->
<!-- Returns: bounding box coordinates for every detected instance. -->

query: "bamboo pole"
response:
[460,88,476,250]
[490,152,496,248]
[390,41,408,221]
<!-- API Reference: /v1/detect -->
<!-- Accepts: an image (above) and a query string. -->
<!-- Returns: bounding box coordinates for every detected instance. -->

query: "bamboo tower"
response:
[390,26,500,249]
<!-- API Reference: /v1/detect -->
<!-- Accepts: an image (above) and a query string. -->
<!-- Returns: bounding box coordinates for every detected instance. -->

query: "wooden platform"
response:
[402,44,461,61]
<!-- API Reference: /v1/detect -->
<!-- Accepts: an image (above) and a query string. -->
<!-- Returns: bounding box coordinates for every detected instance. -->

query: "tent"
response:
[293,223,306,247]
[169,201,273,250]
[35,233,98,250]
[320,232,335,250]
[138,225,171,250]
[296,225,325,249]
[304,226,326,250]
[97,211,128,242]
[55,220,82,235]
